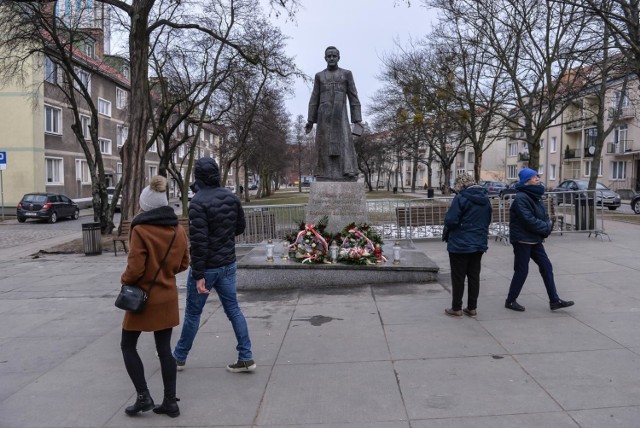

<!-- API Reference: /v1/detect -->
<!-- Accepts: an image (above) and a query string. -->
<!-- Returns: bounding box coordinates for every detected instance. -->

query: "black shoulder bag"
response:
[115,227,177,313]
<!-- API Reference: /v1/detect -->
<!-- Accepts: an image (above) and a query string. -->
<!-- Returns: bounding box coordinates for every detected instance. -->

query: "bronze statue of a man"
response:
[305,46,362,182]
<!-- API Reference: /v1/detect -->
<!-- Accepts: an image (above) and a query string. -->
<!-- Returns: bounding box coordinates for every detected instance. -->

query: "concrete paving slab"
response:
[515,349,640,410]
[569,407,640,427]
[571,312,640,348]
[412,412,580,427]
[385,320,506,360]
[481,316,622,354]
[395,357,561,420]
[255,361,407,426]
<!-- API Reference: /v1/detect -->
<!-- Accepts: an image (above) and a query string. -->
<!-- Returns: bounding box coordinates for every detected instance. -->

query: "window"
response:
[507,165,518,179]
[508,143,517,157]
[467,152,474,163]
[75,159,90,184]
[550,136,557,153]
[80,115,90,139]
[98,138,112,155]
[121,63,130,79]
[98,98,111,117]
[74,67,91,92]
[585,128,598,150]
[611,161,626,180]
[116,162,123,184]
[44,105,62,134]
[612,90,630,108]
[84,40,95,58]
[45,157,63,184]
[549,164,556,180]
[199,148,204,158]
[178,122,184,133]
[117,125,128,147]
[44,56,58,84]
[456,168,465,177]
[148,165,157,178]
[540,139,545,149]
[538,165,545,175]
[209,134,214,146]
[149,141,157,153]
[585,160,603,176]
[172,153,177,163]
[178,145,185,157]
[116,88,128,109]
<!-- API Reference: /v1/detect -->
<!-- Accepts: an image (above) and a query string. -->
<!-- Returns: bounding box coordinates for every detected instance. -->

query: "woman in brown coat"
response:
[120,176,189,418]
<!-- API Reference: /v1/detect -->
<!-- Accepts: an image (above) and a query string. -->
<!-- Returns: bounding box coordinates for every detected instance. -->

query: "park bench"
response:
[395,205,448,236]
[112,220,132,256]
[113,217,190,256]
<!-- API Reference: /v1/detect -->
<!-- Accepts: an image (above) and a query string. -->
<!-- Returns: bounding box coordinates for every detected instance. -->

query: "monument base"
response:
[237,242,439,290]
[305,181,367,234]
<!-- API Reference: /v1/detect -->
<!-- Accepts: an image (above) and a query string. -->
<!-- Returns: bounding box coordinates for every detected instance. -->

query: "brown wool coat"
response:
[121,224,189,332]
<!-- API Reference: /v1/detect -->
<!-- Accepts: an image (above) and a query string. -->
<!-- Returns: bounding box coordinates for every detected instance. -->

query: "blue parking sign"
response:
[0,151,5,170]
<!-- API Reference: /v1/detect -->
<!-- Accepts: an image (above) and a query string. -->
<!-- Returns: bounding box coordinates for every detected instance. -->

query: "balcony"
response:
[518,152,530,162]
[607,140,635,154]
[565,115,583,132]
[564,148,577,159]
[608,106,636,120]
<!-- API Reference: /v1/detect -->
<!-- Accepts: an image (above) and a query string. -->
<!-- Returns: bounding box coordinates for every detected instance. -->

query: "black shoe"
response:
[505,300,525,312]
[153,397,180,418]
[226,359,256,373]
[550,299,574,311]
[125,390,154,416]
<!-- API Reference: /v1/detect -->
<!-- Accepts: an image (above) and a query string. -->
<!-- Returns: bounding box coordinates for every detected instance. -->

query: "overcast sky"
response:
[267,1,440,123]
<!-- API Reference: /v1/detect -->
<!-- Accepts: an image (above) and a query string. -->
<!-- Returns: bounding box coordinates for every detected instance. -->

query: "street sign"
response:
[0,151,5,170]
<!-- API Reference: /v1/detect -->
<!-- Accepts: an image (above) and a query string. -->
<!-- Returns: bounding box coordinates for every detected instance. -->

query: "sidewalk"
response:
[0,221,639,427]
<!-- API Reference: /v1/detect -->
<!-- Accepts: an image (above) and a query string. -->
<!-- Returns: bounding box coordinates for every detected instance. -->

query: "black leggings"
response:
[121,328,176,399]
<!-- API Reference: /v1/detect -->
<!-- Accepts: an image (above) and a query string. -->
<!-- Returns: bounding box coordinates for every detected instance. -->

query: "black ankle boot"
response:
[153,397,180,418]
[125,390,154,416]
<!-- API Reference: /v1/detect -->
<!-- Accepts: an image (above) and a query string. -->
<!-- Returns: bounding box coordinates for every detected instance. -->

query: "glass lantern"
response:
[266,239,275,262]
[392,241,401,265]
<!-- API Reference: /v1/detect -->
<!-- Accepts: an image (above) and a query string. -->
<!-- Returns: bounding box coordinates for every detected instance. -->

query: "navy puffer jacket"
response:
[508,183,551,244]
[444,185,492,254]
[189,157,246,279]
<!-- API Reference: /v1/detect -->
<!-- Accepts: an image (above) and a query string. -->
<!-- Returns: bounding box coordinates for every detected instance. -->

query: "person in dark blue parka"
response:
[444,173,492,318]
[504,168,574,312]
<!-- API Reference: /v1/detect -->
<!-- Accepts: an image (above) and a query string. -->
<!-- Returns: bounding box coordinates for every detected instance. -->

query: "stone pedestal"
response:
[305,181,367,234]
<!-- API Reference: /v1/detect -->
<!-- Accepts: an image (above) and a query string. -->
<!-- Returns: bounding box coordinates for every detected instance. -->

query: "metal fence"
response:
[238,190,609,245]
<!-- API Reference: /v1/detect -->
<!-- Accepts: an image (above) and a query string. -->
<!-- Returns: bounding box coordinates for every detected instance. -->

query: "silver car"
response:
[551,179,621,210]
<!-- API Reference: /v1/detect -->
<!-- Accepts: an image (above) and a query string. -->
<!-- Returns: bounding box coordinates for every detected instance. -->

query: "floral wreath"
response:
[285,217,385,265]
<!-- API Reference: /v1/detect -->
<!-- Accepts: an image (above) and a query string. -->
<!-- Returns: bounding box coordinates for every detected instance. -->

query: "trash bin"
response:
[573,196,595,231]
[427,188,435,198]
[82,222,102,255]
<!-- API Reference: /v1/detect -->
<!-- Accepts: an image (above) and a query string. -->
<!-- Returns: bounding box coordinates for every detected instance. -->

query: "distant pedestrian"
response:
[173,157,255,373]
[120,176,190,418]
[443,173,492,318]
[504,168,574,312]
[239,185,244,196]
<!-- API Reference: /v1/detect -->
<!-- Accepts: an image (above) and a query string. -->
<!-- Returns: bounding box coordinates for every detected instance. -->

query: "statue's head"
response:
[324,46,340,69]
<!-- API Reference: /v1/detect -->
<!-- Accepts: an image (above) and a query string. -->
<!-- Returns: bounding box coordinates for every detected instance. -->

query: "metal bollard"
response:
[81,222,102,255]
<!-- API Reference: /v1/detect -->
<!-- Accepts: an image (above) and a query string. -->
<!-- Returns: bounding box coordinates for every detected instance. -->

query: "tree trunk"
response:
[121,0,154,221]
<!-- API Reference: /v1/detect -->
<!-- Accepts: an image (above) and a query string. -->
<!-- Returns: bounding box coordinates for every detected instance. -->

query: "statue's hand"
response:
[304,122,314,134]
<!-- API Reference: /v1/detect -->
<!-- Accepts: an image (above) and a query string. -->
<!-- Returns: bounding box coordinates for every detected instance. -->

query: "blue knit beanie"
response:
[518,168,539,185]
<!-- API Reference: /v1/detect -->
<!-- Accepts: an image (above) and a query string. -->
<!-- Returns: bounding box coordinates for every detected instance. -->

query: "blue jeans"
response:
[507,242,560,303]
[173,263,252,362]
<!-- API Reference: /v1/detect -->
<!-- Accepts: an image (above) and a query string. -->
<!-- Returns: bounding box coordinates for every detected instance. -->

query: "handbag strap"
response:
[146,226,178,296]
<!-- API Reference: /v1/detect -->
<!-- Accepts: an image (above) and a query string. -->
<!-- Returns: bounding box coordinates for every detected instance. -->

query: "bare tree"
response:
[0,1,122,232]
[429,0,600,170]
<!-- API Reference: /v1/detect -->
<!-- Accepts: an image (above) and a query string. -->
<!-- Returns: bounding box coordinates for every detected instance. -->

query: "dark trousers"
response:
[448,251,483,311]
[507,242,560,303]
[121,328,176,399]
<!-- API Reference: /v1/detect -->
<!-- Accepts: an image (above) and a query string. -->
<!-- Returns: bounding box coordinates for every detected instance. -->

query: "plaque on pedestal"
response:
[305,181,367,234]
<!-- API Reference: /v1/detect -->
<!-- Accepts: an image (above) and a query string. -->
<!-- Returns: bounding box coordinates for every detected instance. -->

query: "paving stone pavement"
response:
[0,219,639,427]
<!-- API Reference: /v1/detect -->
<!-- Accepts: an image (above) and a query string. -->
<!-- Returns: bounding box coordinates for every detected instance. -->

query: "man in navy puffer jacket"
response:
[173,157,256,373]
[504,168,574,312]
[444,173,492,318]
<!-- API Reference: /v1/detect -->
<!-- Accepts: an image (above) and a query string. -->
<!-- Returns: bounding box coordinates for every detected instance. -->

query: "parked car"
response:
[551,179,621,210]
[499,182,518,198]
[16,192,79,223]
[631,193,640,214]
[106,187,121,211]
[248,183,258,191]
[481,181,508,197]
